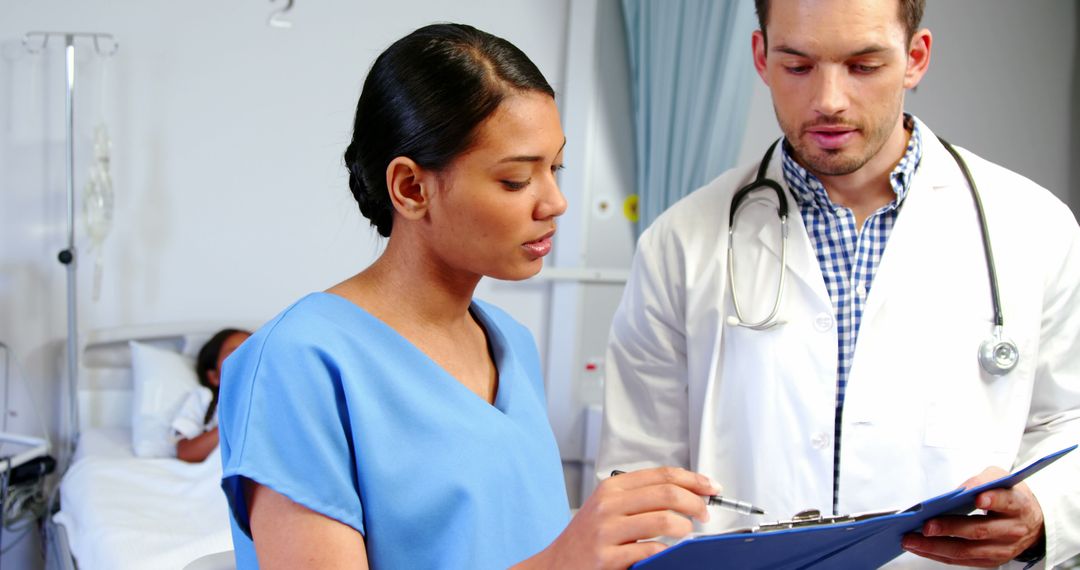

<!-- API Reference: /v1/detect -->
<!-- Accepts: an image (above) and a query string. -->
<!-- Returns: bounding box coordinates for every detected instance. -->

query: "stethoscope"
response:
[726,136,1020,376]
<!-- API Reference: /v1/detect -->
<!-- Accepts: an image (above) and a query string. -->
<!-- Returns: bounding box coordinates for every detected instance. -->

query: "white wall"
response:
[0,2,568,567]
[542,0,638,507]
[910,1,1076,210]
[739,1,1079,213]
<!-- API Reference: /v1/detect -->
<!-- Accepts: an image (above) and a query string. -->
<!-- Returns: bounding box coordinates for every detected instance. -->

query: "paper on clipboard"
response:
[632,445,1076,570]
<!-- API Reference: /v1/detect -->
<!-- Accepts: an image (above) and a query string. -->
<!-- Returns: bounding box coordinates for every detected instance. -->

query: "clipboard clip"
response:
[751,508,900,533]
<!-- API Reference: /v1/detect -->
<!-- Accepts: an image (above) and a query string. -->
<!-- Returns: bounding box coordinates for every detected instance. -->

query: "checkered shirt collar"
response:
[780,114,923,212]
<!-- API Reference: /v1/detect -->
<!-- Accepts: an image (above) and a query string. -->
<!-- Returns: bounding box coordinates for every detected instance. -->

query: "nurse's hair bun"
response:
[344,143,391,237]
[342,23,553,238]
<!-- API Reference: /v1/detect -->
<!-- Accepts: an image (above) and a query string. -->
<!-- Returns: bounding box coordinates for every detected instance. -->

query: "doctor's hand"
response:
[901,466,1045,567]
[514,467,719,570]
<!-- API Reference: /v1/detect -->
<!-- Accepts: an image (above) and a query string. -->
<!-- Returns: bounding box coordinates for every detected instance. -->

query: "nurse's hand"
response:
[901,466,1045,567]
[516,466,719,570]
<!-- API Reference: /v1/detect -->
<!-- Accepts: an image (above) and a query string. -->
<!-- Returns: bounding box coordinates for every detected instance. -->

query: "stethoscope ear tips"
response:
[979,327,1020,376]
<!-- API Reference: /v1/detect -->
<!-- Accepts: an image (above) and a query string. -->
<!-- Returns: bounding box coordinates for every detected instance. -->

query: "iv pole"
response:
[22,31,118,457]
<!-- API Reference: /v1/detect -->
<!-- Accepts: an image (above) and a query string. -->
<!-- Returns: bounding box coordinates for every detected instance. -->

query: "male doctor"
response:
[598,0,1080,567]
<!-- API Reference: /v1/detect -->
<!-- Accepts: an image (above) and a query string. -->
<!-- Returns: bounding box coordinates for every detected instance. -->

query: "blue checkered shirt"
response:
[780,115,923,514]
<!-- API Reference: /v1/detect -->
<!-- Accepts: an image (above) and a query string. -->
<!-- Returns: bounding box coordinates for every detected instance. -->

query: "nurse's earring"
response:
[978,326,1019,376]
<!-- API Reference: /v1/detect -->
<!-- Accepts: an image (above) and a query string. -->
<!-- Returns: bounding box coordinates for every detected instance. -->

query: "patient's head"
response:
[342,23,556,238]
[197,328,251,389]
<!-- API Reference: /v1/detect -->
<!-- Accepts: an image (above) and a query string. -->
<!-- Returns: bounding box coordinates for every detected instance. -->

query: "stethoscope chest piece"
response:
[979,326,1019,376]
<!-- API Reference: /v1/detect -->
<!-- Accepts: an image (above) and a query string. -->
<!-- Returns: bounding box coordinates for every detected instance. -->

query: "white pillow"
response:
[129,340,199,458]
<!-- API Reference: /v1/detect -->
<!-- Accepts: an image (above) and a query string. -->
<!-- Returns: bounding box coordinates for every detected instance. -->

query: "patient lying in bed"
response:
[55,325,248,569]
[174,329,251,463]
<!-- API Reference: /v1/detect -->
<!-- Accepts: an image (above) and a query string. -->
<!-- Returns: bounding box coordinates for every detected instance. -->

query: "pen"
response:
[610,470,766,516]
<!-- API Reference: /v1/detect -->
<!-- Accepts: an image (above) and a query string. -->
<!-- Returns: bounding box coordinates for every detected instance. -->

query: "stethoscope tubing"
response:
[727,140,790,330]
[726,135,1018,374]
[727,215,788,330]
[939,138,1004,328]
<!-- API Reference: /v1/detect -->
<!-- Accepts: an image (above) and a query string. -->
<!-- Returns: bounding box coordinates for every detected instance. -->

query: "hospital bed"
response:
[44,324,241,570]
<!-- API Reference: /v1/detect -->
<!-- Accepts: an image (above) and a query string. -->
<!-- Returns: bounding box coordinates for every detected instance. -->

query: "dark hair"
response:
[754,0,925,47]
[343,23,554,237]
[196,328,247,426]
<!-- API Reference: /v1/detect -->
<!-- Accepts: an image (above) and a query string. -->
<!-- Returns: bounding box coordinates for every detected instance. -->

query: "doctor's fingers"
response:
[972,484,1041,517]
[902,534,1026,568]
[922,513,1038,543]
[920,509,1036,550]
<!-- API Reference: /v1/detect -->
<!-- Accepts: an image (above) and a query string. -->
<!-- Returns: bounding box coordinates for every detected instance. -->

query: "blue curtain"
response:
[621,0,758,233]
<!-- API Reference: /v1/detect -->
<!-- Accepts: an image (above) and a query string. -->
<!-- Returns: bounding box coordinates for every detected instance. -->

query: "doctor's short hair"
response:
[342,23,555,238]
[753,0,925,46]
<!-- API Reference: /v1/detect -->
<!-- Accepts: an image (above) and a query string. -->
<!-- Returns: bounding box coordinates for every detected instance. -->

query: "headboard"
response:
[79,322,258,430]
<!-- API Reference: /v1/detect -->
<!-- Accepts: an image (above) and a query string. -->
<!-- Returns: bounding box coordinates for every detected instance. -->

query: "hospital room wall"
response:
[0,2,569,567]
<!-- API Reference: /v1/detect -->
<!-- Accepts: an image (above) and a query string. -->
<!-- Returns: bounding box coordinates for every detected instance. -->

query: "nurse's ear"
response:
[385,156,432,221]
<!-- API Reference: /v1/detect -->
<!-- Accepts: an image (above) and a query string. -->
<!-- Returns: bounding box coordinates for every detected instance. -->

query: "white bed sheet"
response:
[53,427,233,570]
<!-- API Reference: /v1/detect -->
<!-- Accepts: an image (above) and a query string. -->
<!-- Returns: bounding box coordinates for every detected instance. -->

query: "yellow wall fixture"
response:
[623,194,639,223]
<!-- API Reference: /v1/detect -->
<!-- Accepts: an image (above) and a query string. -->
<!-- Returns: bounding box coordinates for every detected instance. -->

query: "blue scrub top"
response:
[219,293,570,569]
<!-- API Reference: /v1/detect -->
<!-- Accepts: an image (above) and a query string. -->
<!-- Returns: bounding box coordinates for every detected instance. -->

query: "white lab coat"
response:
[598,121,1080,569]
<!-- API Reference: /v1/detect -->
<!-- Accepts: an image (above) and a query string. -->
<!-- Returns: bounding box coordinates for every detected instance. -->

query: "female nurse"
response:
[218,23,718,569]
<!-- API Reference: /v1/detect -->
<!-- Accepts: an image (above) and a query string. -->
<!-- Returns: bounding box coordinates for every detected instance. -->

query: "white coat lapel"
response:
[750,156,832,306]
[859,129,968,322]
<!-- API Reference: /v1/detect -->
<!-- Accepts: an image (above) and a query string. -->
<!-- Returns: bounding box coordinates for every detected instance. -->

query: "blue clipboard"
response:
[633,445,1076,570]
